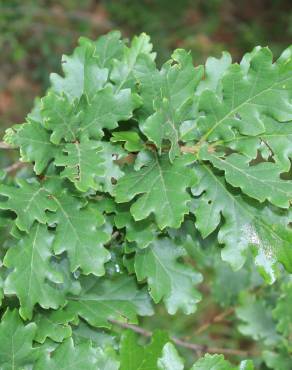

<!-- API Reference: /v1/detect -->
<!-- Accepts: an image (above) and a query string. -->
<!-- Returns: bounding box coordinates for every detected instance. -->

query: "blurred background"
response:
[1,0,292,137]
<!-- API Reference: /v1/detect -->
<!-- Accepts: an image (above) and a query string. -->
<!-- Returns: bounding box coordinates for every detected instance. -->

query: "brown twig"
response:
[3,161,25,173]
[195,307,235,335]
[105,231,120,246]
[115,153,136,166]
[0,142,14,150]
[180,144,200,154]
[109,319,258,357]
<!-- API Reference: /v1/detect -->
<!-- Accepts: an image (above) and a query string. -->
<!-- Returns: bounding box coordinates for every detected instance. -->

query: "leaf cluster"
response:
[0,31,292,368]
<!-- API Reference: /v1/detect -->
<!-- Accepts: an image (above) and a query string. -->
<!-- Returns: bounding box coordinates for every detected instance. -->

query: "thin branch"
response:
[195,307,235,335]
[109,319,258,357]
[105,231,120,246]
[180,145,200,154]
[110,319,152,337]
[0,142,14,150]
[3,161,25,173]
[180,141,218,154]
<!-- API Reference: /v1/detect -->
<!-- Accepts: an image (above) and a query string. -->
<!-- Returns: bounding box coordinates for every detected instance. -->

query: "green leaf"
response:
[72,321,116,348]
[142,49,203,161]
[273,282,292,339]
[34,309,75,343]
[3,224,65,319]
[223,117,292,172]
[236,295,280,346]
[50,41,108,100]
[120,330,169,370]
[111,33,155,91]
[197,47,292,143]
[202,150,292,208]
[45,183,111,276]
[263,349,292,370]
[114,204,157,249]
[95,347,120,370]
[191,354,254,370]
[134,54,162,119]
[79,30,124,69]
[0,179,56,232]
[0,309,37,370]
[115,152,197,229]
[77,86,138,139]
[14,119,58,174]
[111,131,144,152]
[42,91,81,144]
[65,275,153,328]
[196,52,232,95]
[157,343,184,370]
[42,86,137,144]
[0,275,3,306]
[180,52,232,142]
[35,338,100,370]
[95,142,126,195]
[192,163,292,281]
[211,258,252,307]
[239,361,255,370]
[55,137,105,192]
[190,354,234,370]
[135,238,202,314]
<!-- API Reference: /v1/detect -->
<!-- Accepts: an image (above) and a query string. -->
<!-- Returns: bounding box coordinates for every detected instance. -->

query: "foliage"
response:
[0,31,292,368]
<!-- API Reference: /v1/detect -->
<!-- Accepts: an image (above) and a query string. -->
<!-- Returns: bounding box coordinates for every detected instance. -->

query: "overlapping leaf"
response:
[42,86,137,144]
[11,119,59,174]
[3,224,65,319]
[95,142,126,195]
[192,163,292,282]
[111,131,144,152]
[115,209,157,249]
[157,343,184,370]
[224,116,292,171]
[263,349,292,370]
[65,275,153,328]
[77,86,138,139]
[135,238,202,314]
[115,152,197,229]
[80,30,124,70]
[111,33,156,91]
[197,47,292,143]
[45,180,111,276]
[120,330,168,370]
[35,338,101,370]
[0,179,56,232]
[202,149,292,209]
[34,309,76,343]
[42,91,81,144]
[273,282,292,339]
[0,309,37,370]
[50,39,108,100]
[142,49,203,161]
[191,354,254,370]
[55,137,105,192]
[235,295,280,346]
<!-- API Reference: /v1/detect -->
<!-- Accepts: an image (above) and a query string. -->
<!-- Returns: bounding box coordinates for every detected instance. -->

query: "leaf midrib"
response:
[199,75,292,142]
